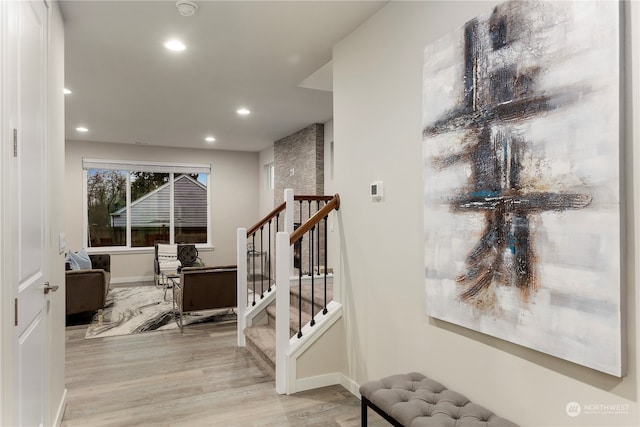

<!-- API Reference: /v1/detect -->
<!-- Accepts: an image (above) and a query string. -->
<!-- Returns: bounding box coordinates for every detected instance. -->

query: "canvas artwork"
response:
[422,0,623,376]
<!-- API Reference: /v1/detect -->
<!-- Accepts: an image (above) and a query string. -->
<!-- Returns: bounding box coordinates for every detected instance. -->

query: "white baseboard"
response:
[295,373,341,393]
[53,388,67,427]
[295,372,361,399]
[110,275,153,284]
[339,374,361,399]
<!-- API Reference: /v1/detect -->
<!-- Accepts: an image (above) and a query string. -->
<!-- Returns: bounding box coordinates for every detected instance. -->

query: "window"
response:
[83,159,211,248]
[266,162,275,191]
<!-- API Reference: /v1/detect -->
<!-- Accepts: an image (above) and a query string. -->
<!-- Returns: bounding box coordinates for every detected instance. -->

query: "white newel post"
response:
[275,231,291,394]
[237,228,247,347]
[284,188,294,277]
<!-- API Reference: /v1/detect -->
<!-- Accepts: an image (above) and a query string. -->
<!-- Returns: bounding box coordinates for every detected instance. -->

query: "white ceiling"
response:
[60,0,387,152]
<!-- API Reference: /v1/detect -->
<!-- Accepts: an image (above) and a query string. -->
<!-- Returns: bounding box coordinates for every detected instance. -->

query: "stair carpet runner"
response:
[244,282,333,376]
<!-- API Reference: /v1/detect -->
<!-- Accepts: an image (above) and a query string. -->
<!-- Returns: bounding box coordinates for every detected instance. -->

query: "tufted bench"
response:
[360,372,518,427]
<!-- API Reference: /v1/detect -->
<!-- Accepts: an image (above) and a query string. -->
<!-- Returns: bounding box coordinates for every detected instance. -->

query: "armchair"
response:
[173,265,237,332]
[154,242,200,286]
[154,242,180,287]
[65,254,111,316]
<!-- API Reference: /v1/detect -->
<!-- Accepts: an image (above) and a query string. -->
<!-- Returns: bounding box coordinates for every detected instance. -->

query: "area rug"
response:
[85,285,236,339]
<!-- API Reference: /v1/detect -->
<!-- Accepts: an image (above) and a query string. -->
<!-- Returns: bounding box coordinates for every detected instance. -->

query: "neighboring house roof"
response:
[111,175,207,228]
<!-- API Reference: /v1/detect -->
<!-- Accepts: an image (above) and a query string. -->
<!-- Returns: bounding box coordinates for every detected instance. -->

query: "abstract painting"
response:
[422,0,624,376]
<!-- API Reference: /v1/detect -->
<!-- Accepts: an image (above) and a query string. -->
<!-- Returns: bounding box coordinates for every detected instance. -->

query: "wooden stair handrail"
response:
[246,195,337,237]
[290,194,340,245]
[247,202,286,237]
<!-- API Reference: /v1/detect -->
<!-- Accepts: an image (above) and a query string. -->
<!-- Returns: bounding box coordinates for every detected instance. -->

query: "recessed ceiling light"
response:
[237,108,251,116]
[64,88,72,95]
[76,127,88,132]
[205,136,216,143]
[164,39,186,51]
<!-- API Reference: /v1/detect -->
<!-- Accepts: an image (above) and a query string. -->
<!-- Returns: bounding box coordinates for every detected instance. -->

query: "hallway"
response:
[63,322,384,426]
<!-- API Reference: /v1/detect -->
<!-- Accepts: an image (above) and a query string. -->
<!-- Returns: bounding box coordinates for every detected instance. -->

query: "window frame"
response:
[82,159,212,251]
[266,162,275,191]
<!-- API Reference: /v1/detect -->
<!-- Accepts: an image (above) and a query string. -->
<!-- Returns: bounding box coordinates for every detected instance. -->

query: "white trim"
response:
[84,244,215,255]
[294,373,360,397]
[286,301,343,394]
[169,173,175,243]
[237,228,247,346]
[52,388,67,427]
[244,285,276,326]
[0,2,16,423]
[295,373,342,393]
[125,170,131,246]
[288,301,342,359]
[340,374,361,399]
[83,166,212,248]
[82,158,210,174]
[275,231,291,395]
[206,174,212,245]
[284,189,294,277]
[82,169,88,247]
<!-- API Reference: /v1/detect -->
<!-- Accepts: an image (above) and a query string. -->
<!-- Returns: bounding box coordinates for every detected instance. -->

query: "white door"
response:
[12,1,50,426]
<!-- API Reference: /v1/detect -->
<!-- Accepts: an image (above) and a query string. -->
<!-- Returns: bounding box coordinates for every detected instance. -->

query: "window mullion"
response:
[207,174,212,245]
[169,172,175,244]
[126,173,132,247]
[83,169,89,247]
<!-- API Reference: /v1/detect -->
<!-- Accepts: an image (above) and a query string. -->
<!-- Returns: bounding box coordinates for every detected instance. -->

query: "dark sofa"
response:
[65,254,111,316]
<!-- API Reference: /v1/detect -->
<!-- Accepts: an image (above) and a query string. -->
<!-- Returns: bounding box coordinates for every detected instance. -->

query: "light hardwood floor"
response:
[63,322,386,426]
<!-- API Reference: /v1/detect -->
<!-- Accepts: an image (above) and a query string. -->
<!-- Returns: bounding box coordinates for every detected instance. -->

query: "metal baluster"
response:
[275,212,280,285]
[310,225,316,327]
[267,219,272,292]
[317,201,321,274]
[251,233,256,306]
[308,200,312,275]
[260,225,264,298]
[297,237,303,338]
[323,214,328,315]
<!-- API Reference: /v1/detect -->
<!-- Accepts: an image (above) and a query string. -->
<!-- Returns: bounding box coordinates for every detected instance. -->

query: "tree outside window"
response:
[87,169,208,248]
[87,169,126,247]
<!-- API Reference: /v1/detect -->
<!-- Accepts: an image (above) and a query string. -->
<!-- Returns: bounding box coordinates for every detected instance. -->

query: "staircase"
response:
[237,190,342,394]
[244,280,333,377]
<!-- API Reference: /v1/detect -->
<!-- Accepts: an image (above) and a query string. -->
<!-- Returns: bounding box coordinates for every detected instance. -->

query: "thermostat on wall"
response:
[370,181,383,201]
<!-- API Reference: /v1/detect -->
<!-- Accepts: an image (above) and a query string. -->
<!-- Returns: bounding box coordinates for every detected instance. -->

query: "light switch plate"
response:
[58,232,66,254]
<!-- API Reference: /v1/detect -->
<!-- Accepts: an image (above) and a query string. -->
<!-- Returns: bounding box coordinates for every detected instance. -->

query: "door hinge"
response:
[13,129,17,157]
[14,298,18,326]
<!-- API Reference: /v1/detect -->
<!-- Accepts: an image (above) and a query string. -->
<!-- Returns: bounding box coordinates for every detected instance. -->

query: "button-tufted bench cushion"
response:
[359,372,518,427]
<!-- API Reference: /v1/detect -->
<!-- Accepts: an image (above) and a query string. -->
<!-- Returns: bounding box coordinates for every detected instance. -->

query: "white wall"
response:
[333,1,639,426]
[258,145,275,216]
[323,119,335,195]
[65,140,259,281]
